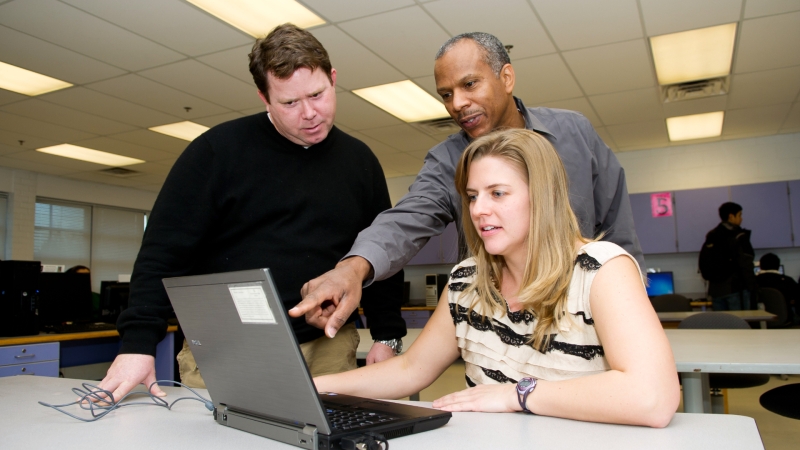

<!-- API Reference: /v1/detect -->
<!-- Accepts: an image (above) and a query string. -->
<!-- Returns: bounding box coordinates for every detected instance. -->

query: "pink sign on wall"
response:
[651,192,673,218]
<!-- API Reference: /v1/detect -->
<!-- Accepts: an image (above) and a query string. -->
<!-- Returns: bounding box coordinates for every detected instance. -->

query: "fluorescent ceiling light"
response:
[666,111,724,142]
[650,23,737,85]
[149,121,210,141]
[37,144,144,166]
[0,61,72,96]
[353,80,450,122]
[187,0,325,36]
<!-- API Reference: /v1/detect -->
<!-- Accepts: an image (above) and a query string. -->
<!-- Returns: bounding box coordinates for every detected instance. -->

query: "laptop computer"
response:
[163,268,451,450]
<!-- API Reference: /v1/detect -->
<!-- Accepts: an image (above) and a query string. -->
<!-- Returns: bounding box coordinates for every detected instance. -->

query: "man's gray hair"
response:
[435,32,511,76]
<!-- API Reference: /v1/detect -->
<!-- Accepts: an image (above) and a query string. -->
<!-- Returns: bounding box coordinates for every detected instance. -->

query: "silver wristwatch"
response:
[374,338,403,355]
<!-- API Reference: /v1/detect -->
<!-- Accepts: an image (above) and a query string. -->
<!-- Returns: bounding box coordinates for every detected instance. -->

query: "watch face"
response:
[517,378,534,391]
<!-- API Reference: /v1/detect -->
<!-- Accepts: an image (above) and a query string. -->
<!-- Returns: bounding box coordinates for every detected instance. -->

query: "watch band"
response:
[516,377,537,414]
[374,338,403,355]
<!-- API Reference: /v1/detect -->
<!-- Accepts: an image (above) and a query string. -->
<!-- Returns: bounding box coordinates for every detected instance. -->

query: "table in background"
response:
[2,376,764,450]
[666,329,800,413]
[0,325,179,382]
[658,310,776,329]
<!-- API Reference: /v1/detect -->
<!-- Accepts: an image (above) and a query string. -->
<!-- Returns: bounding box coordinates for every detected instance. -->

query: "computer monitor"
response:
[646,272,675,297]
[99,281,130,322]
[754,265,784,275]
[37,272,93,327]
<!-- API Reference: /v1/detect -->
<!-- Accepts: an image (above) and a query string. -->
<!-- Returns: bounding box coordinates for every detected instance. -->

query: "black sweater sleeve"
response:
[117,136,218,356]
[358,150,407,341]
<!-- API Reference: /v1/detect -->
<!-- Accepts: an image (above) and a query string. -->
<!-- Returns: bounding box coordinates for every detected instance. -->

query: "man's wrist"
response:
[373,338,402,355]
[337,256,374,283]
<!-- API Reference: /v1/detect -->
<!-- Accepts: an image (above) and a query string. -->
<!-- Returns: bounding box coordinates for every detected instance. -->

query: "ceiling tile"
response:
[334,91,403,130]
[346,131,402,156]
[537,97,603,127]
[607,119,669,149]
[62,0,253,56]
[735,11,800,73]
[530,0,642,50]
[339,6,450,78]
[86,74,230,118]
[0,111,96,142]
[723,103,793,137]
[0,142,24,156]
[122,161,173,176]
[1,99,136,135]
[5,148,108,171]
[0,25,125,84]
[360,124,439,153]
[374,152,424,176]
[196,45,258,84]
[662,95,729,118]
[0,154,75,175]
[138,60,261,111]
[727,66,800,109]
[744,0,800,18]
[512,54,584,104]
[106,129,189,154]
[563,39,655,95]
[301,0,414,23]
[310,26,406,90]
[590,88,664,125]
[135,184,164,193]
[71,137,176,162]
[0,0,184,71]
[412,75,438,99]
[193,112,247,128]
[0,128,60,150]
[780,103,800,133]
[640,0,742,36]
[0,89,26,106]
[63,170,147,188]
[38,87,183,128]
[424,0,555,59]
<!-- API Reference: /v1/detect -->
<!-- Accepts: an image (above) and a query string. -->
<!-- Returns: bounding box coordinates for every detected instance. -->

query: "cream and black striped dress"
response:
[448,241,642,386]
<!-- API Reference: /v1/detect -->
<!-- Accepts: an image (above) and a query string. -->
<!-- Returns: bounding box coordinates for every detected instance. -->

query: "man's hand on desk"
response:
[366,342,396,365]
[293,257,373,338]
[96,354,166,402]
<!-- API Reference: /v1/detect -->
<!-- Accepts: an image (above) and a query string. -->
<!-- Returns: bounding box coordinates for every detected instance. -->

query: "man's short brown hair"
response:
[248,23,332,103]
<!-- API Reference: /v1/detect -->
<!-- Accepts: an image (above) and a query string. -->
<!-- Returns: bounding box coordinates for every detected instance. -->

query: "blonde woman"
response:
[315,129,679,427]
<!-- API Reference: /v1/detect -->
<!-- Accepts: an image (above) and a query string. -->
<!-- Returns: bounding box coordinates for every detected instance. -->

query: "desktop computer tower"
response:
[425,273,449,307]
[0,260,41,337]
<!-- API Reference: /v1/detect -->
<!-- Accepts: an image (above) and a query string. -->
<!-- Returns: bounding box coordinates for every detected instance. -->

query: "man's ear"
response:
[330,68,337,88]
[500,63,515,95]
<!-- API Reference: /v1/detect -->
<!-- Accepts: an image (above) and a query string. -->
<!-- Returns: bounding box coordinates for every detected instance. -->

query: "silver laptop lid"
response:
[163,268,331,435]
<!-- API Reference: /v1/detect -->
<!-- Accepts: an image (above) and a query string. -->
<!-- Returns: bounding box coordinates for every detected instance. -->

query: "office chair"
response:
[760,383,800,420]
[678,312,770,414]
[650,294,692,312]
[757,288,790,328]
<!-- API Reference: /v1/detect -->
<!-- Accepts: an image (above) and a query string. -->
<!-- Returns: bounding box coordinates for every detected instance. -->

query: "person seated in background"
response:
[757,253,799,325]
[315,129,679,428]
[65,265,100,317]
[65,265,90,274]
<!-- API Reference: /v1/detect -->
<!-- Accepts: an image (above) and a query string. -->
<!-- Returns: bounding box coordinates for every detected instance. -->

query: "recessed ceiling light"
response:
[353,80,450,123]
[37,144,144,166]
[186,0,325,37]
[650,23,737,85]
[149,121,210,142]
[0,61,72,96]
[666,111,724,142]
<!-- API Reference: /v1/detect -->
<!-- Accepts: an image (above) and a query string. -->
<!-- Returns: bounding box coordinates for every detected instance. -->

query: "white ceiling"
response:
[0,0,799,192]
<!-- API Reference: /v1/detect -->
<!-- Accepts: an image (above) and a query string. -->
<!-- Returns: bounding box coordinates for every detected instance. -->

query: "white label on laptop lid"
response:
[228,283,276,324]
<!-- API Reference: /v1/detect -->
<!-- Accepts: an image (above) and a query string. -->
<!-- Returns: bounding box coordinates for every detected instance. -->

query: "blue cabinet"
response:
[731,182,793,249]
[675,187,730,252]
[630,193,677,254]
[0,342,60,378]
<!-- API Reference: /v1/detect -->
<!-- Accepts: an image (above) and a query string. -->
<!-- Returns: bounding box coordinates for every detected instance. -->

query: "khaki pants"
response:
[177,322,360,388]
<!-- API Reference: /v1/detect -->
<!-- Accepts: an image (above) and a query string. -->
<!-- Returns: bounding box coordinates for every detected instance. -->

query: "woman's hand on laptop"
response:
[94,354,166,403]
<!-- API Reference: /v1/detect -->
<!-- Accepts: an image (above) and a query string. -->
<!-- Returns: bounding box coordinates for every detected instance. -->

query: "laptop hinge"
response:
[215,406,319,449]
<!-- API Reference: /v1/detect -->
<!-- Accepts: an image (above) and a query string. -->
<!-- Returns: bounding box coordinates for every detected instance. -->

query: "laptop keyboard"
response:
[325,406,399,431]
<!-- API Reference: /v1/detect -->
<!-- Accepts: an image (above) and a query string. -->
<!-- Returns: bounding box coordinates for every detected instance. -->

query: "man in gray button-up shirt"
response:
[291,32,643,339]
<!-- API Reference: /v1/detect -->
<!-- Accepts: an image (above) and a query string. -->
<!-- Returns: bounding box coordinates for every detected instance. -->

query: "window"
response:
[0,193,7,257]
[34,198,147,292]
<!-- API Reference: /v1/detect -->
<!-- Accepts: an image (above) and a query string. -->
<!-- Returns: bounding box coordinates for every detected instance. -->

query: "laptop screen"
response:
[646,272,675,297]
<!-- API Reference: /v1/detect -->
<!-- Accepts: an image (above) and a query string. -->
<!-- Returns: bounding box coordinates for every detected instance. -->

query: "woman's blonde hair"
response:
[454,128,588,351]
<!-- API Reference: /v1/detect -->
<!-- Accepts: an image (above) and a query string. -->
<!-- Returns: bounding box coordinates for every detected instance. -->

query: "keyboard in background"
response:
[44,322,117,334]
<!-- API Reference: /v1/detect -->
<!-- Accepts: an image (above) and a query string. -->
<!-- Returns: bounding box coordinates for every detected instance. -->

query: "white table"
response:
[359,329,800,415]
[666,329,800,413]
[657,310,776,329]
[3,376,764,449]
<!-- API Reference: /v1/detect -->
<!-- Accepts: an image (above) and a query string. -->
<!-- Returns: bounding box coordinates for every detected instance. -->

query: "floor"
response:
[410,360,800,450]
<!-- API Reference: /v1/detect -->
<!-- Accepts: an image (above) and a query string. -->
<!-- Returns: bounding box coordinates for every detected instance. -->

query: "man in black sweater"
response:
[98,24,406,400]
